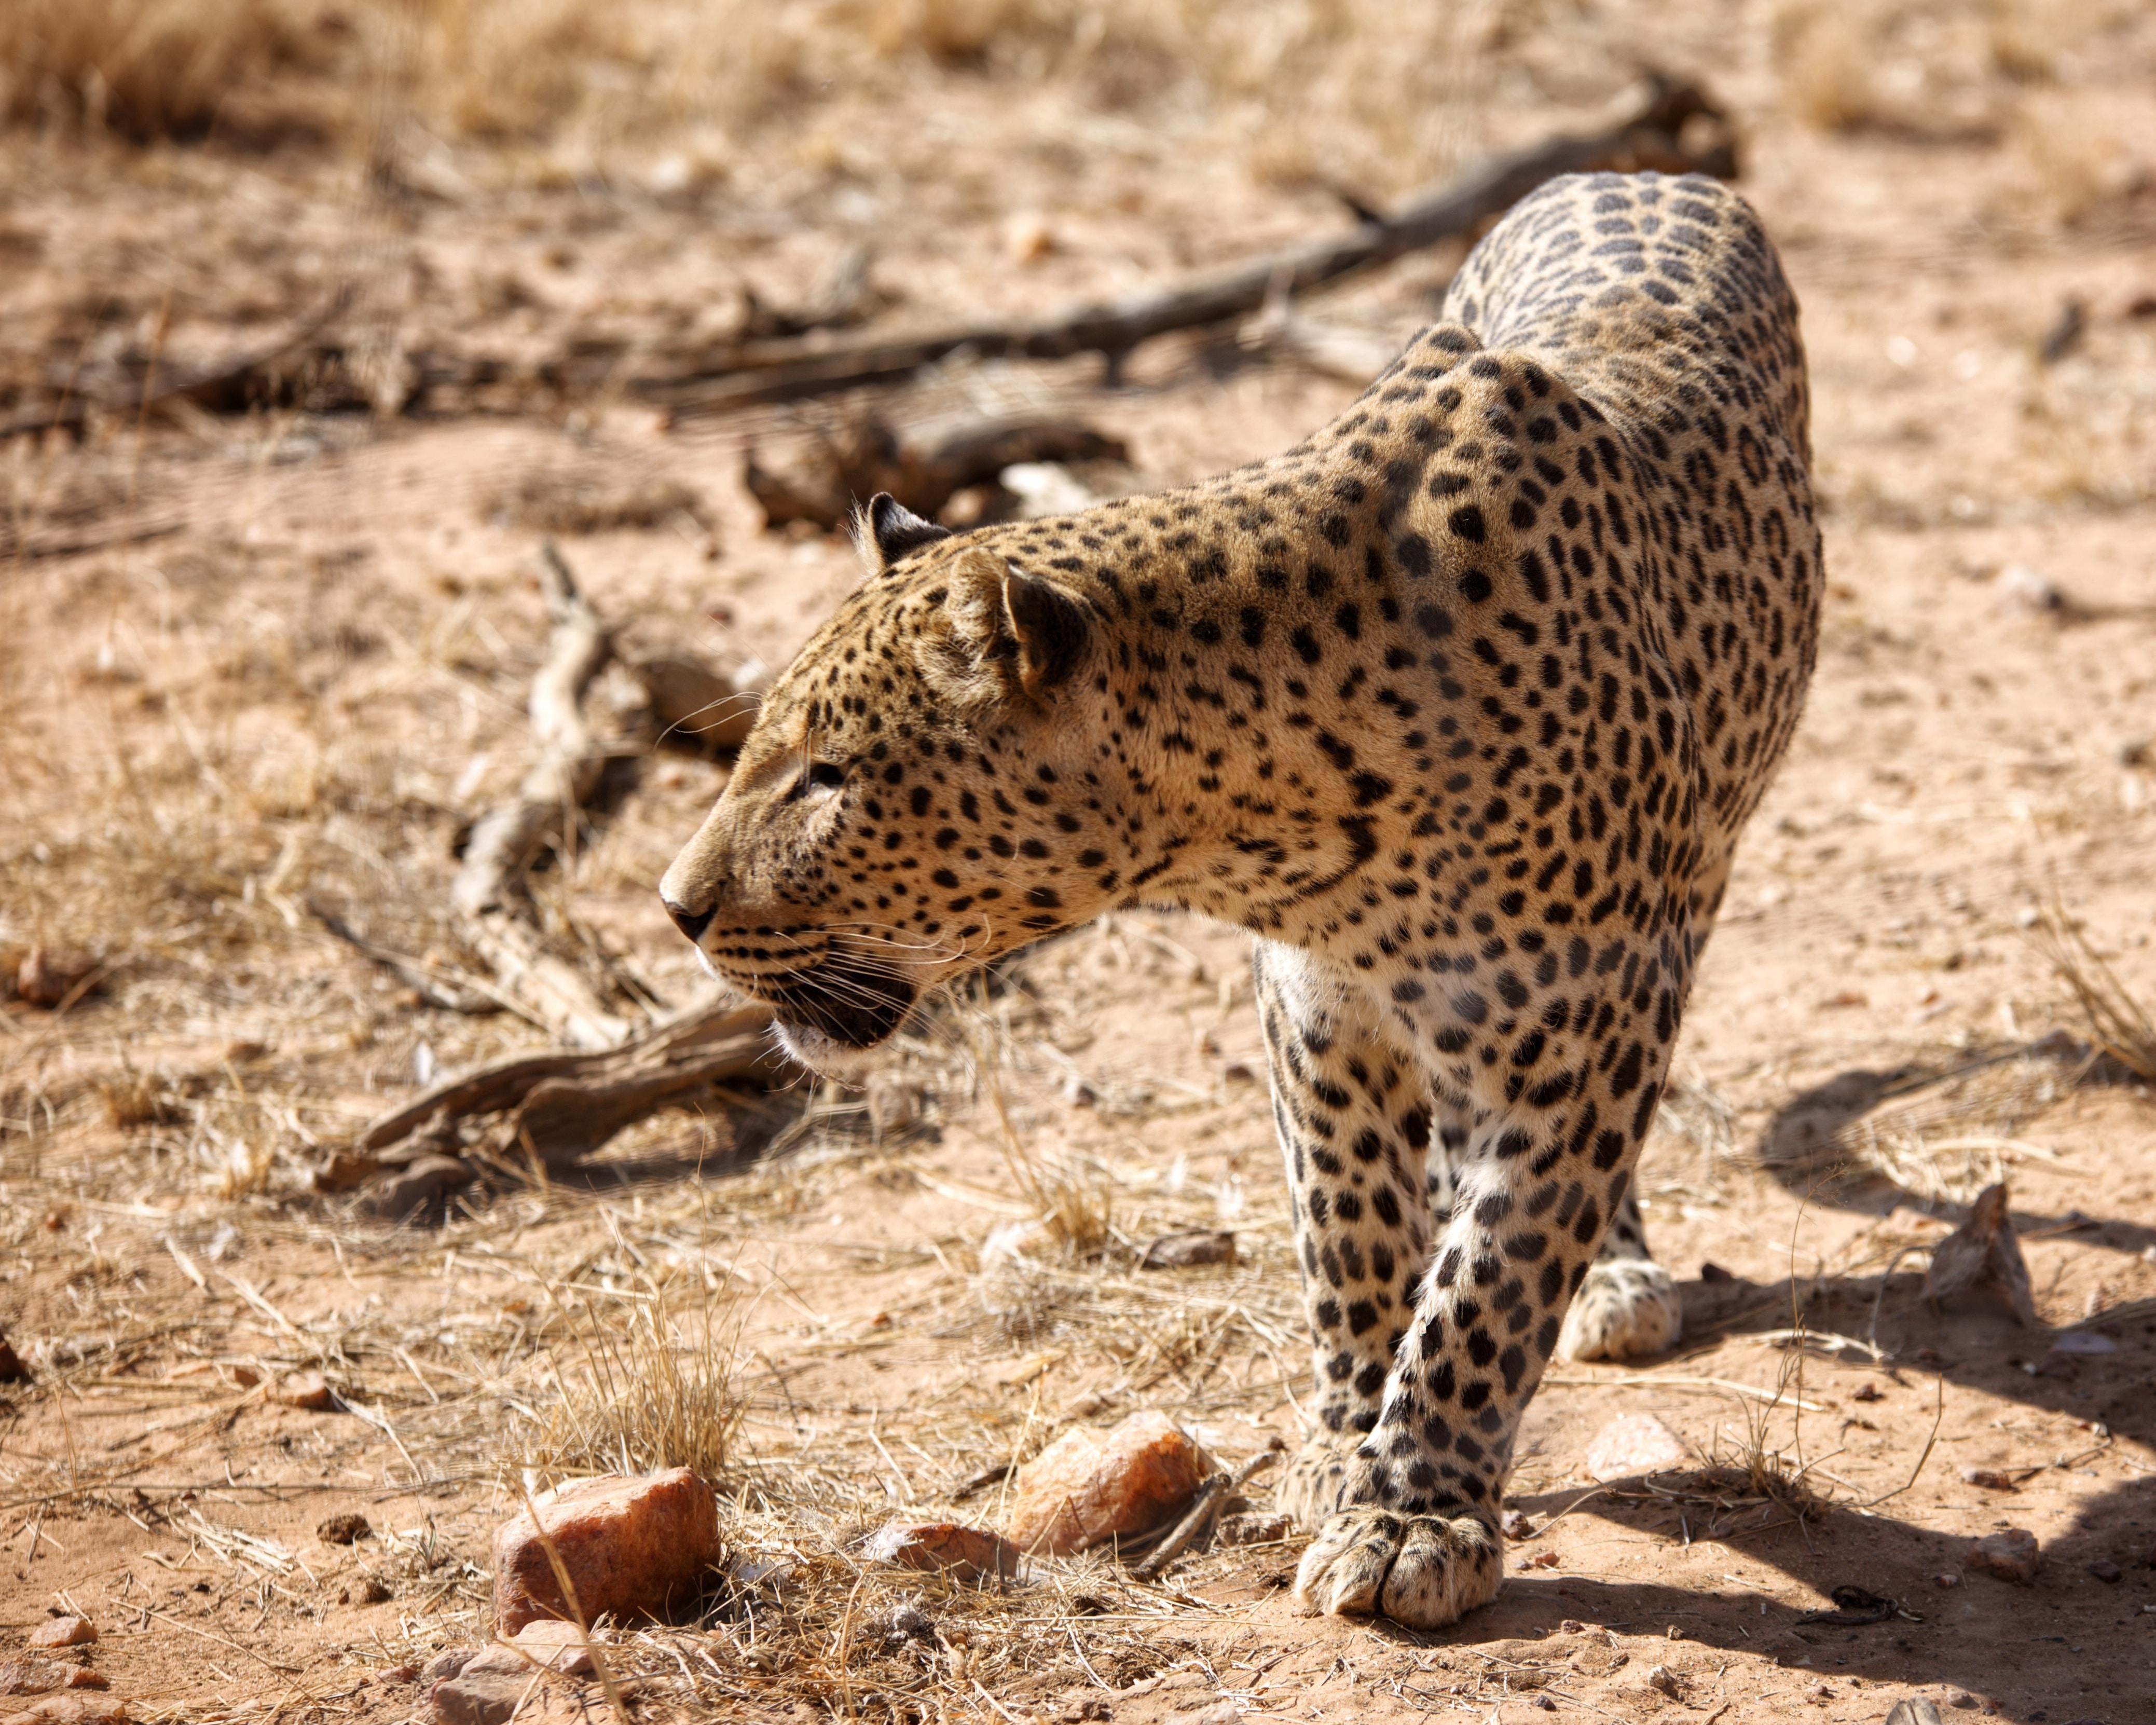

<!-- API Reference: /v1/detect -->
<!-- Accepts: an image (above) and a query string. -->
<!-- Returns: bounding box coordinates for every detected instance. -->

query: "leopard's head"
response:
[660,496,1104,1078]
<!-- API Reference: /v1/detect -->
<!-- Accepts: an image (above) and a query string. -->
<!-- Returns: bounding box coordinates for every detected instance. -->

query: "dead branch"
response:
[307,900,514,1019]
[451,540,633,1049]
[0,290,353,440]
[640,75,1735,416]
[349,998,783,1167]
[745,411,1130,531]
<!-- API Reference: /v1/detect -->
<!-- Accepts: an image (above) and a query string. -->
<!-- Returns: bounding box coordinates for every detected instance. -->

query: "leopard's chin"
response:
[771,1019,888,1085]
[754,961,917,1085]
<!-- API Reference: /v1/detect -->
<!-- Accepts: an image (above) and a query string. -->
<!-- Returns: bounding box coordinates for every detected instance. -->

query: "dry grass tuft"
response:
[2031,905,2156,1084]
[516,1272,745,1486]
[0,0,340,140]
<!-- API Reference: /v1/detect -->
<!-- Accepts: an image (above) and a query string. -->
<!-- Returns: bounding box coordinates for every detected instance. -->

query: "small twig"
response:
[1131,1443,1282,1583]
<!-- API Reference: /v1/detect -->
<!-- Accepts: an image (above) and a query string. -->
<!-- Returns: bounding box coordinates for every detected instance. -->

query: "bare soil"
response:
[5,6,2156,1723]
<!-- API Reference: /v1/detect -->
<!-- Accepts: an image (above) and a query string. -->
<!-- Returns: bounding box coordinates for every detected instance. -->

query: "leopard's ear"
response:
[933,547,1091,703]
[855,492,951,576]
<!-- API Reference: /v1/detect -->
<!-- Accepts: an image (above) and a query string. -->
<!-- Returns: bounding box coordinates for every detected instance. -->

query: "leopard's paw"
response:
[1292,1504,1502,1628]
[1556,1258,1683,1362]
[1278,1434,1359,1534]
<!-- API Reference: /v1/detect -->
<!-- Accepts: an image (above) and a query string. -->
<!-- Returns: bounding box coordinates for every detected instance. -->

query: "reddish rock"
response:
[1583,1414,1690,1482]
[492,1468,720,1633]
[0,1697,129,1724]
[1964,1527,2040,1583]
[863,1519,1022,1583]
[0,1663,66,1699]
[275,1373,338,1412]
[1005,1411,1210,1556]
[25,1621,94,1651]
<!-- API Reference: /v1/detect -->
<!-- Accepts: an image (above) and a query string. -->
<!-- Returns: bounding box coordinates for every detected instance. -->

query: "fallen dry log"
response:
[641,75,1735,416]
[745,410,1129,531]
[451,540,636,1050]
[0,290,353,440]
[337,998,785,1180]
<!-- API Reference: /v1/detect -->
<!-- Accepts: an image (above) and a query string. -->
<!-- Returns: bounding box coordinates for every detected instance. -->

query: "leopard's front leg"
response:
[1252,943,1434,1534]
[1293,987,1677,1629]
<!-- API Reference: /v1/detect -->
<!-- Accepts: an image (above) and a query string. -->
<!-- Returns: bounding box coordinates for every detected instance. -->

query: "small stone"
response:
[363,1156,474,1223]
[1137,1230,1237,1270]
[1644,1664,1683,1699]
[16,946,97,1009]
[1852,1381,1883,1402]
[2086,1558,2122,1583]
[1957,1464,2017,1491]
[317,1511,373,1544]
[419,1650,476,1685]
[1963,1527,2040,1584]
[0,1663,67,1698]
[507,1621,597,1676]
[867,1603,937,1649]
[381,1665,421,1684]
[1948,1693,1981,1711]
[1995,563,2065,615]
[275,1373,338,1412]
[1,1699,128,1724]
[428,1674,525,1725]
[1884,1703,1944,1725]
[356,1576,393,1604]
[1926,1184,2037,1326]
[863,1520,1022,1584]
[1933,1571,1960,1588]
[57,1678,102,1695]
[26,1619,95,1650]
[1501,1509,1536,1540]
[1584,1413,1690,1483]
[1005,1411,1210,1557]
[492,1467,720,1634]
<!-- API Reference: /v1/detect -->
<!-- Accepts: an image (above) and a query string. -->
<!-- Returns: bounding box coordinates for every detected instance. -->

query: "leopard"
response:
[660,170,1820,1631]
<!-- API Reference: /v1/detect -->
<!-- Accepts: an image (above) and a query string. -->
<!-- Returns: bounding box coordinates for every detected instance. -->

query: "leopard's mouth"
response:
[755,957,918,1077]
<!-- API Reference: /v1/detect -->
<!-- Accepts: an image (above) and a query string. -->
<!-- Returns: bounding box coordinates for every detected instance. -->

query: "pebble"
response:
[863,1519,1022,1584]
[1963,1527,2041,1584]
[274,1373,337,1412]
[0,1665,66,1699]
[25,1621,94,1651]
[1005,1411,1210,1556]
[15,946,97,1009]
[362,1155,474,1223]
[1583,1413,1690,1483]
[317,1512,373,1544]
[1957,1464,2017,1491]
[492,1467,720,1633]
[0,1699,129,1724]
[1995,563,2065,614]
[2086,1558,2122,1583]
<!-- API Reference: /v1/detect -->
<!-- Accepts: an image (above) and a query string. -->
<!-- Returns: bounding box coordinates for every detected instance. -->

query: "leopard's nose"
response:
[662,896,713,944]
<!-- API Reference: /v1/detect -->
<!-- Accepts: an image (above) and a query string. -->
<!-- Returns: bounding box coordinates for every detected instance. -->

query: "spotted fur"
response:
[661,171,1820,1629]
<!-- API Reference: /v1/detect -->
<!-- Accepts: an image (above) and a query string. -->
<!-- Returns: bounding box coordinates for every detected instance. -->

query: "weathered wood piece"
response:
[642,76,1735,416]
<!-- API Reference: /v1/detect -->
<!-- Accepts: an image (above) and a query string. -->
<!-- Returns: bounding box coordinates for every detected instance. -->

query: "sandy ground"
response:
[5,6,2156,1723]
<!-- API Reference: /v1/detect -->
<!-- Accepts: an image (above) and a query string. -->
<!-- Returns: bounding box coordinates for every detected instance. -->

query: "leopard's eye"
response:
[787,760,847,801]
